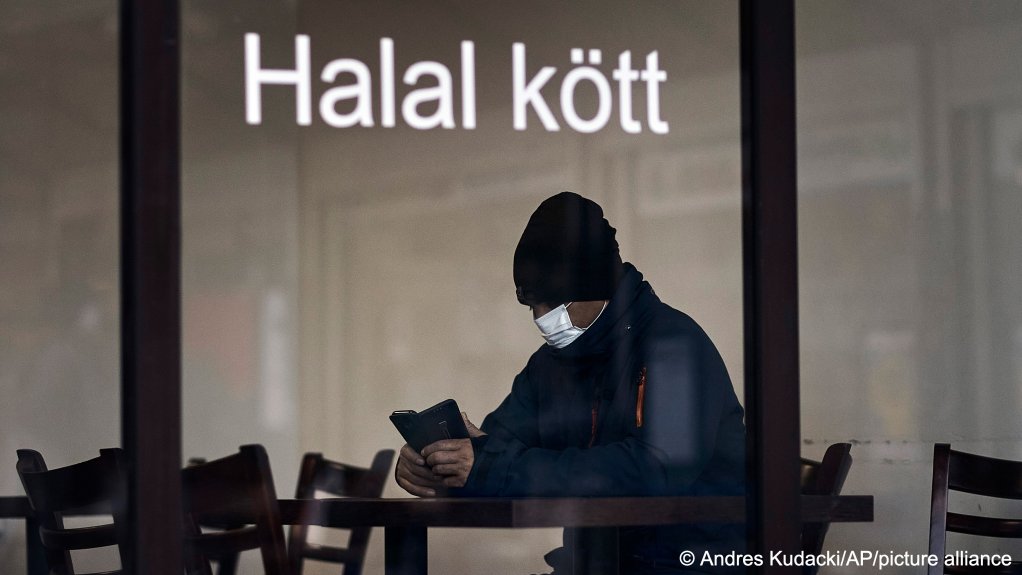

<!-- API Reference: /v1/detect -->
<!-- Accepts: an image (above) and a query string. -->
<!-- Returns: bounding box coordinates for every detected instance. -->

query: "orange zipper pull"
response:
[636,367,647,428]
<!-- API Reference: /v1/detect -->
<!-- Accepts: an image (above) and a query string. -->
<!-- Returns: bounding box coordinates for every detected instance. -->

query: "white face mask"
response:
[534,302,606,348]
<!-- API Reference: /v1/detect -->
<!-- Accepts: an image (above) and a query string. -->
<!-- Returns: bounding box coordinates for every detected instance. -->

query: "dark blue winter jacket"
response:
[459,263,746,572]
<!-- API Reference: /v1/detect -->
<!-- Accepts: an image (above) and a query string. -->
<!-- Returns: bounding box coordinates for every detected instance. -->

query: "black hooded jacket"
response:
[458,263,746,571]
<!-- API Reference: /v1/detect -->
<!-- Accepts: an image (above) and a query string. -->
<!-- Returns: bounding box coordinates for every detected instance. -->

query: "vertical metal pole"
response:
[120,0,182,573]
[740,0,802,571]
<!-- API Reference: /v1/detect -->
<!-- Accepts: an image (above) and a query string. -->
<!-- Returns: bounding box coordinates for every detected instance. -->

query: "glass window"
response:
[183,1,741,572]
[0,3,120,572]
[798,0,1022,564]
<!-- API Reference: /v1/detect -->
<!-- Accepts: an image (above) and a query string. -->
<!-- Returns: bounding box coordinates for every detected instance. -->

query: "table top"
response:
[2,494,873,528]
[277,495,872,528]
[0,496,31,518]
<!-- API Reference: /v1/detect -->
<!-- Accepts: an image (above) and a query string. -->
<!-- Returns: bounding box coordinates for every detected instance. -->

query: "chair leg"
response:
[216,553,240,575]
[25,516,47,575]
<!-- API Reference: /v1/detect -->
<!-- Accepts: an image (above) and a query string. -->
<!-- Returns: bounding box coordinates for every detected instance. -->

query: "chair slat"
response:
[40,524,119,551]
[20,454,121,513]
[302,542,358,563]
[947,512,1022,538]
[949,449,1022,500]
[315,463,368,496]
[185,526,261,556]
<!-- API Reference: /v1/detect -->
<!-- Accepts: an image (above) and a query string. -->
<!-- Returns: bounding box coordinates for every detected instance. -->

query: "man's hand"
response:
[462,411,486,438]
[421,412,486,488]
[422,438,475,488]
[395,443,444,497]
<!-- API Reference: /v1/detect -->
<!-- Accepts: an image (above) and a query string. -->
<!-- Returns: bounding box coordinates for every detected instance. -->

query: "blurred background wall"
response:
[796,1,1022,569]
[0,1,1020,574]
[0,2,120,570]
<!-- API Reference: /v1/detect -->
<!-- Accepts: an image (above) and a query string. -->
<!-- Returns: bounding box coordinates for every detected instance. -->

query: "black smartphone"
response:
[389,398,470,452]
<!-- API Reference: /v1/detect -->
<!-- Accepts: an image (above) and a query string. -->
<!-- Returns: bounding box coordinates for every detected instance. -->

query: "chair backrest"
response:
[928,443,1022,575]
[799,442,852,571]
[181,444,290,575]
[287,449,395,575]
[16,448,130,575]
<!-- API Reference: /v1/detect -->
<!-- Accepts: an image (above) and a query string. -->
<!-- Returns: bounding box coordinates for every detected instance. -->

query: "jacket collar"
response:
[544,263,657,362]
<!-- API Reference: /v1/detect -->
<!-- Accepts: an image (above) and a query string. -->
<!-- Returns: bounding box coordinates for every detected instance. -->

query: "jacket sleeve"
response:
[456,365,540,494]
[459,330,734,497]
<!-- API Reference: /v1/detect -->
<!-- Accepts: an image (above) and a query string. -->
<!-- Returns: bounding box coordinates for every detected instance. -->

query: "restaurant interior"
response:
[1,1,1021,573]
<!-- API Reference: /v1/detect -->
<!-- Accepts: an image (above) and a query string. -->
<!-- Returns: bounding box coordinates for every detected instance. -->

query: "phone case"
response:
[390,398,469,452]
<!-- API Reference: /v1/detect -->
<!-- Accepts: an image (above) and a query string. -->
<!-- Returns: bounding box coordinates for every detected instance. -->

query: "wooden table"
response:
[0,496,45,575]
[3,494,873,575]
[276,495,873,575]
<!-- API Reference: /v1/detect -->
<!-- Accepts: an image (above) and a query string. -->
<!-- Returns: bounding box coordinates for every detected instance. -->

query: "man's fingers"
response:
[404,460,442,482]
[431,463,461,476]
[396,463,441,489]
[425,449,465,467]
[442,476,466,488]
[400,444,425,466]
[396,475,436,498]
[429,463,466,477]
[398,460,441,484]
[421,439,466,457]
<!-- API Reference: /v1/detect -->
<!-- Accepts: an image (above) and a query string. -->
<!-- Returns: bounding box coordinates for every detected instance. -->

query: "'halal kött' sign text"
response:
[245,34,670,134]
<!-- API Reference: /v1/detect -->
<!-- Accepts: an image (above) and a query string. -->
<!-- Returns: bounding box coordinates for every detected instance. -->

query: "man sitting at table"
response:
[395,192,746,574]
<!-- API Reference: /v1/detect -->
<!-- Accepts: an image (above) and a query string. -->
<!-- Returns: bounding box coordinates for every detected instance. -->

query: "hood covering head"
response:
[514,192,623,306]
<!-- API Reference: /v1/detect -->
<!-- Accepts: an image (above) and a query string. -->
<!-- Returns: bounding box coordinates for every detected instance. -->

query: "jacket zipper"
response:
[636,366,647,428]
[589,366,647,446]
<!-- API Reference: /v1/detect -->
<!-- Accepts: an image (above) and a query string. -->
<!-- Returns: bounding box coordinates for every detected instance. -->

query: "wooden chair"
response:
[181,444,290,575]
[928,443,1022,575]
[184,457,242,575]
[287,450,395,575]
[800,442,853,574]
[16,448,130,575]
